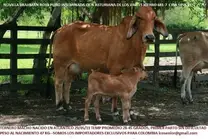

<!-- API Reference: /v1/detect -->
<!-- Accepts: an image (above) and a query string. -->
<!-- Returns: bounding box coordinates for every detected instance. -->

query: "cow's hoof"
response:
[188,99,194,104]
[97,118,102,123]
[131,113,138,120]
[63,103,72,111]
[130,109,139,120]
[68,105,72,110]
[84,118,89,122]
[112,111,120,121]
[123,120,129,125]
[130,110,134,116]
[113,111,119,116]
[128,118,132,122]
[56,106,65,111]
[181,98,189,105]
[112,115,120,121]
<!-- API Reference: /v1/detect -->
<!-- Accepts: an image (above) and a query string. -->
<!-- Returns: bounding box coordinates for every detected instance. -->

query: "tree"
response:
[0,0,34,39]
[32,2,61,86]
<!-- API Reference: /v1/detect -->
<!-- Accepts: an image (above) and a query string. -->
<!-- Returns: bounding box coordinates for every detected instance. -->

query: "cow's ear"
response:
[126,15,138,39]
[154,18,168,37]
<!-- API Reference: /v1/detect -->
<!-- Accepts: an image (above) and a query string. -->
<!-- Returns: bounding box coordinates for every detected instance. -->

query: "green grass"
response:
[148,44,176,52]
[0,44,41,54]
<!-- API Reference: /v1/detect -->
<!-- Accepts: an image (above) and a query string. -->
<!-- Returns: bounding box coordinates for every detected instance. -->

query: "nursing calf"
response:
[84,67,147,123]
[177,31,208,104]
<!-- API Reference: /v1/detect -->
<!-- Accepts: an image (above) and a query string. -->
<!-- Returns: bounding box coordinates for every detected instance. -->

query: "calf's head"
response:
[126,6,168,43]
[133,67,148,80]
[121,67,148,80]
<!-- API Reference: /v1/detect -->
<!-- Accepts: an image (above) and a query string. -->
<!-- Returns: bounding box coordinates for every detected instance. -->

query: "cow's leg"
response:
[186,71,194,104]
[94,95,102,122]
[180,67,193,104]
[180,74,188,104]
[84,93,93,122]
[54,63,67,111]
[180,61,200,104]
[55,77,64,111]
[63,75,73,110]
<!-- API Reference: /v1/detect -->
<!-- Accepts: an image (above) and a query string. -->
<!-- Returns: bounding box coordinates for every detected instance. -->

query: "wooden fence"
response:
[0,24,207,96]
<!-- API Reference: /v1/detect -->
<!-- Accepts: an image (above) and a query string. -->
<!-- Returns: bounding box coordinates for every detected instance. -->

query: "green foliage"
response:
[17,11,50,26]
[81,72,88,80]
[0,75,10,83]
[164,7,207,30]
[0,0,55,24]
[80,87,87,94]
[41,74,54,84]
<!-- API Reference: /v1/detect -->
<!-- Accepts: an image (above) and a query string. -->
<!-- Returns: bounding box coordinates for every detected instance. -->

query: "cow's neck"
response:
[130,29,148,68]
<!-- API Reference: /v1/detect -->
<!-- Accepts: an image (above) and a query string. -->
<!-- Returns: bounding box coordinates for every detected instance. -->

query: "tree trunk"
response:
[91,0,104,23]
[32,6,61,86]
[91,8,103,23]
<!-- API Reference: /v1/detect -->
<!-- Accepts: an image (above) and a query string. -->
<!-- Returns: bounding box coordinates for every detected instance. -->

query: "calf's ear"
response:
[154,18,168,37]
[127,15,138,39]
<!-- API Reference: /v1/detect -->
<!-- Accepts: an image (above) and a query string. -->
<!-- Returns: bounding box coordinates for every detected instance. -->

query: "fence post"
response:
[153,33,160,88]
[10,23,18,95]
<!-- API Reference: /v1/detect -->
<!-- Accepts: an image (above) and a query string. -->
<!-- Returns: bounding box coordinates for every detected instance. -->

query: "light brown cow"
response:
[176,31,208,104]
[84,67,147,123]
[49,6,168,112]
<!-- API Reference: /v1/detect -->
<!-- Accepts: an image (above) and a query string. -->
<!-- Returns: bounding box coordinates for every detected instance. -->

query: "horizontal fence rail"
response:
[0,24,207,94]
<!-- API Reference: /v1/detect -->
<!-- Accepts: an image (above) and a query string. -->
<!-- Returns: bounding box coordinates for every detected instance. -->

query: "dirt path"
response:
[1,86,208,126]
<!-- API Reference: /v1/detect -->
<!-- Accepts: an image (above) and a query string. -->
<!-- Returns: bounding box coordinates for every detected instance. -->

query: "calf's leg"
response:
[121,97,130,124]
[94,95,102,122]
[128,98,132,121]
[111,97,119,114]
[84,93,93,122]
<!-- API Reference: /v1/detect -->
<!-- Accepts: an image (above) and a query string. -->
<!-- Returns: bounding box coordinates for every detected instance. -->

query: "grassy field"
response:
[0,31,177,83]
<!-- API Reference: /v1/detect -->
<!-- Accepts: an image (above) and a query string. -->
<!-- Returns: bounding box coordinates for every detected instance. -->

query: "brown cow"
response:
[49,6,168,112]
[84,67,148,123]
[176,31,208,104]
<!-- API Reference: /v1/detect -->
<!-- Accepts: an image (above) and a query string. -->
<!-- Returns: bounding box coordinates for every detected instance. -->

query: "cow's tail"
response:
[46,31,56,97]
[173,33,185,88]
[47,31,56,72]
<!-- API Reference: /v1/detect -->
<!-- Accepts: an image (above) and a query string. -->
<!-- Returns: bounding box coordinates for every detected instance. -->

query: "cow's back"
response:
[52,21,118,72]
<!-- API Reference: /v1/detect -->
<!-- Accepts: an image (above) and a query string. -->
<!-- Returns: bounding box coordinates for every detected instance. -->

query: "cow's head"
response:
[126,6,168,43]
